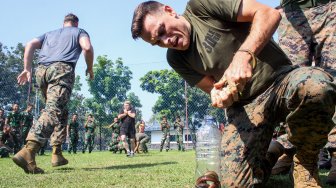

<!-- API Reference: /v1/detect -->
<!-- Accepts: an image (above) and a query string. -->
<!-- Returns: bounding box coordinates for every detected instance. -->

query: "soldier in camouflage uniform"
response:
[82,114,96,153]
[21,104,34,145]
[6,103,22,154]
[108,117,121,153]
[159,116,170,152]
[0,125,13,158]
[0,109,5,144]
[173,116,185,152]
[278,0,336,185]
[13,13,94,174]
[67,114,79,154]
[132,1,336,187]
[135,120,150,153]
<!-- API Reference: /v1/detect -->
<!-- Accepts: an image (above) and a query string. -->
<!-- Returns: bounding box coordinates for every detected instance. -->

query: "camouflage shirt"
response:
[7,112,22,128]
[111,122,121,134]
[174,120,184,135]
[21,111,34,128]
[161,121,170,134]
[85,121,96,134]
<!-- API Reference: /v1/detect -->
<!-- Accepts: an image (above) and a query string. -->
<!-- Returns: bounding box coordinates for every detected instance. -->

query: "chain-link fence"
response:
[0,43,227,152]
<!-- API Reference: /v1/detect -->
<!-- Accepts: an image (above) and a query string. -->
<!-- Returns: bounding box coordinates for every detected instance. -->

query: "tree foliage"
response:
[85,56,142,127]
[0,43,38,109]
[140,69,226,125]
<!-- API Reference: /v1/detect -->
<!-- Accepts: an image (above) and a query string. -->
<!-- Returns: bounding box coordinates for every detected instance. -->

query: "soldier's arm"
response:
[66,125,70,137]
[79,36,94,80]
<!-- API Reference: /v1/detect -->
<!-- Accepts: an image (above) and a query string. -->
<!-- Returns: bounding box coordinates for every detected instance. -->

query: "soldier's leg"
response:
[166,134,170,151]
[73,136,78,154]
[82,134,88,153]
[68,136,73,153]
[27,63,74,147]
[141,135,150,153]
[220,94,275,187]
[11,131,20,154]
[160,133,166,152]
[89,135,94,153]
[282,67,335,187]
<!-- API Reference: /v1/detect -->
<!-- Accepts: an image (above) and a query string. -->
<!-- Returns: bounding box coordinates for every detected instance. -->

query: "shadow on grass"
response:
[82,161,178,171]
[54,167,76,172]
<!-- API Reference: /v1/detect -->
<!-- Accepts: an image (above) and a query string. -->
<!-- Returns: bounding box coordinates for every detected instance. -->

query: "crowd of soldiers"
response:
[0,103,34,158]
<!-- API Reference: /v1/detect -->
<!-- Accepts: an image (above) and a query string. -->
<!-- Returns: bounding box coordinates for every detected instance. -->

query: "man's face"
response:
[13,104,19,112]
[114,118,118,122]
[0,110,3,117]
[141,6,191,51]
[27,106,33,112]
[72,115,78,122]
[124,103,131,110]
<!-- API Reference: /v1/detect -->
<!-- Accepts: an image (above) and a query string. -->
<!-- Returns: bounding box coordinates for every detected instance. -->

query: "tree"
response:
[140,69,226,126]
[0,43,38,109]
[84,56,142,144]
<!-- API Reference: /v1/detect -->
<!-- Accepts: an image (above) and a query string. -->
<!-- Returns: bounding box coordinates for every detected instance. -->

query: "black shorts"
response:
[120,123,136,139]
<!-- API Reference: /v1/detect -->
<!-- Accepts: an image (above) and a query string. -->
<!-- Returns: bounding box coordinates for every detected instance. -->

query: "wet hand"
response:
[86,68,94,80]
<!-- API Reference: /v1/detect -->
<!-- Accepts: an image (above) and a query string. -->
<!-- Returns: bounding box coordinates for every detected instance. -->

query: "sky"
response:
[0,0,279,121]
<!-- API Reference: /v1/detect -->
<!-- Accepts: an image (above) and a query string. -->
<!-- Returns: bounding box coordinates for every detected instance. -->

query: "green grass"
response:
[0,150,333,188]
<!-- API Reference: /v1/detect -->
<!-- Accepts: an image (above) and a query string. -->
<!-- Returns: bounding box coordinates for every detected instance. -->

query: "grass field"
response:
[0,150,333,188]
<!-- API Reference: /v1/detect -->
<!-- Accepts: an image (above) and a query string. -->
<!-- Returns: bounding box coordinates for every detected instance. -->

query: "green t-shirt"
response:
[7,111,22,128]
[69,121,80,134]
[21,111,34,128]
[167,0,294,102]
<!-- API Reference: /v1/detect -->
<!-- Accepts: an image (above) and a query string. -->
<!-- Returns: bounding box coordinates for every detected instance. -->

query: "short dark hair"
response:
[64,13,79,23]
[131,1,164,39]
[72,113,78,117]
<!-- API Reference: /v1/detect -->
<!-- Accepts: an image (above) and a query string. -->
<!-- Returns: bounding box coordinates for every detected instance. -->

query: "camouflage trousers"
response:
[26,62,75,146]
[278,2,336,149]
[10,128,21,154]
[83,133,95,152]
[160,132,170,150]
[110,132,119,151]
[220,67,336,187]
[176,134,185,151]
[68,133,78,153]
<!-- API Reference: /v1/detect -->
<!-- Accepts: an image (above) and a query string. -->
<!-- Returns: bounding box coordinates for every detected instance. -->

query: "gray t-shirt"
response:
[37,26,89,66]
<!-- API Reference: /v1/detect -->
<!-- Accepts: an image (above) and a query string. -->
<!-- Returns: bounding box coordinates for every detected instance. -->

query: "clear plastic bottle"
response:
[195,115,222,187]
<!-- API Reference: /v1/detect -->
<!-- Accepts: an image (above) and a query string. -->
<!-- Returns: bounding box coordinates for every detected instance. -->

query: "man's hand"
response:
[86,68,94,80]
[215,51,253,93]
[210,87,235,108]
[17,70,32,85]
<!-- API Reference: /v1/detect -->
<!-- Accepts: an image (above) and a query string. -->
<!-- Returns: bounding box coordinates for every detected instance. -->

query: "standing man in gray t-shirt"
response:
[13,13,94,174]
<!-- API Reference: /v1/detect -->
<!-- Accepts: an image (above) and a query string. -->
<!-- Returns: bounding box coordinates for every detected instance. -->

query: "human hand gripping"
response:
[211,50,255,108]
[17,69,32,85]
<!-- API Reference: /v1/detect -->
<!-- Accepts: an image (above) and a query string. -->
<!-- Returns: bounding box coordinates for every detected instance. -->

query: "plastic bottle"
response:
[195,115,222,187]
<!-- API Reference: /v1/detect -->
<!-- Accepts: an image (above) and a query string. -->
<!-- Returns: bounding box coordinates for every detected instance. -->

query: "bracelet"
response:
[237,49,257,69]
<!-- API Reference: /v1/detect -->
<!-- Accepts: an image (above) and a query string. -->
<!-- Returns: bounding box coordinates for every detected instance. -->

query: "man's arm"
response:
[196,76,216,94]
[79,36,94,80]
[17,39,42,85]
[127,110,136,118]
[213,0,281,108]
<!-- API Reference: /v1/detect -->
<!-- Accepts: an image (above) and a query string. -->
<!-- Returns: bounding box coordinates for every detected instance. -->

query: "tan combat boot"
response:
[292,150,321,188]
[326,150,336,185]
[51,145,68,167]
[12,141,44,174]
